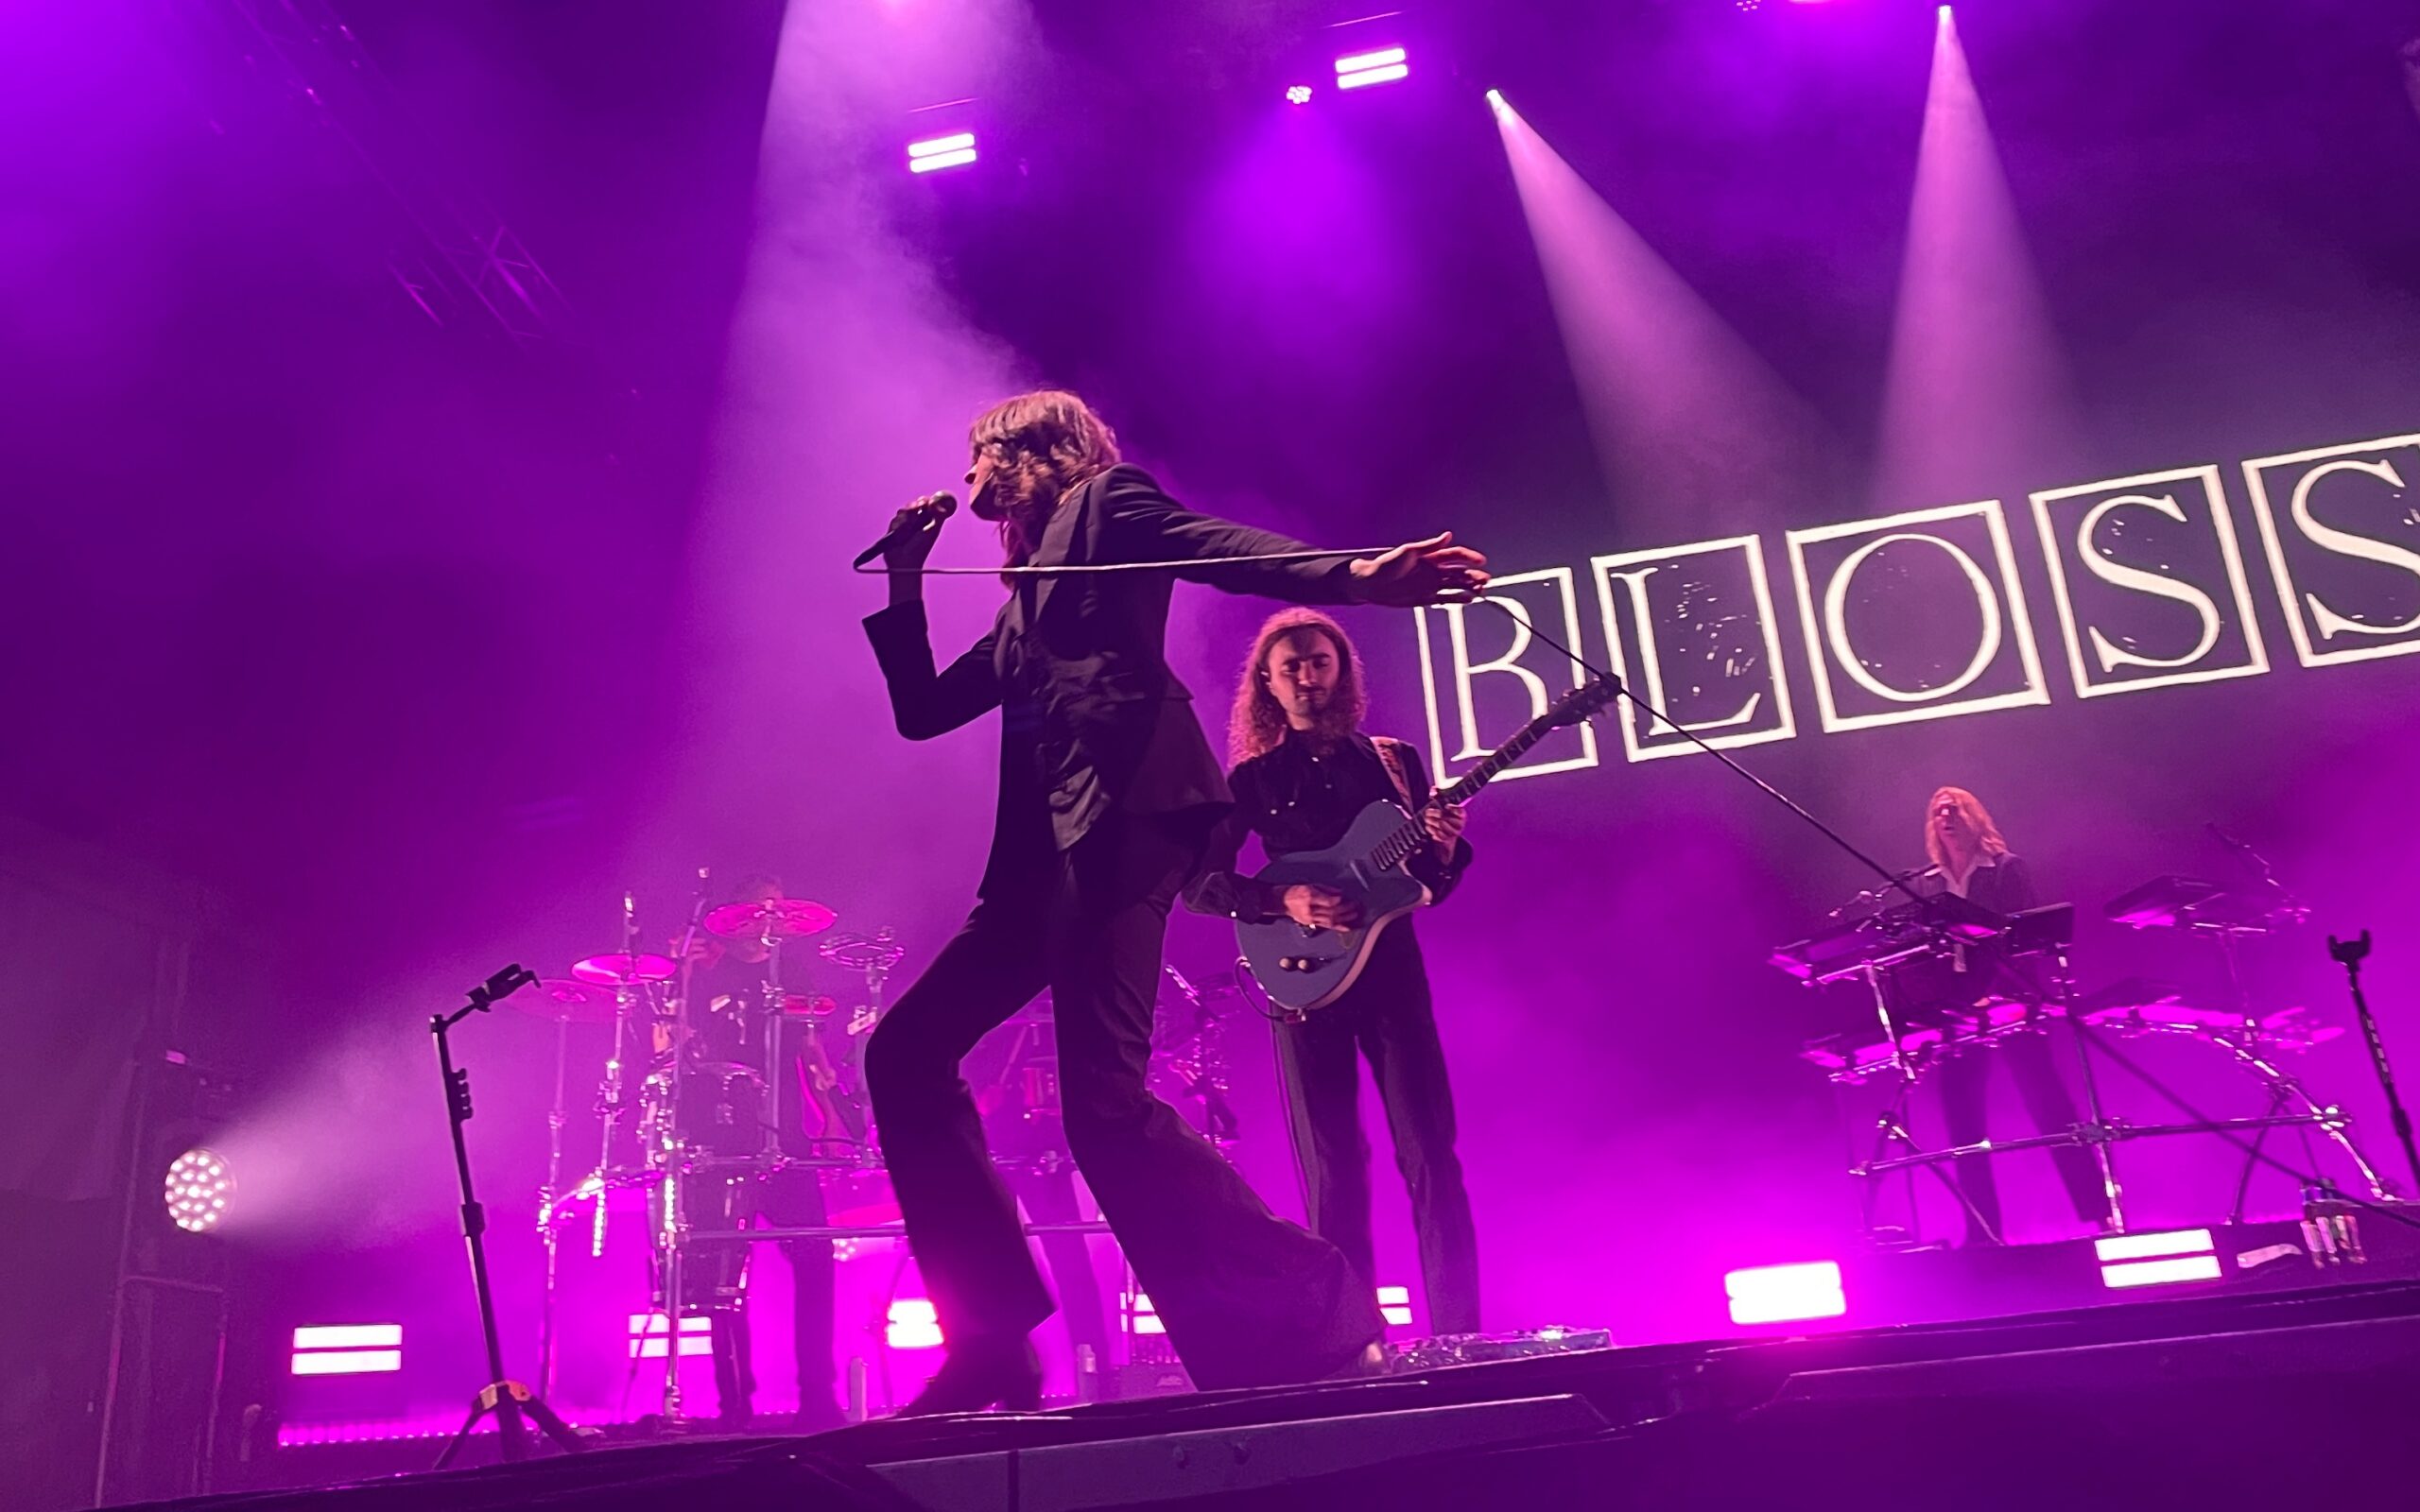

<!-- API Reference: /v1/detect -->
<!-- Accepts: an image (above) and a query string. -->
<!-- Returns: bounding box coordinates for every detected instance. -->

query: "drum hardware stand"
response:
[1828,935,2018,1245]
[538,891,666,1402]
[588,891,657,1261]
[534,1002,572,1399]
[2036,936,2127,1234]
[823,927,906,1118]
[431,964,585,1469]
[2054,1005,2419,1237]
[1848,1057,1998,1246]
[2329,930,2420,1194]
[754,913,795,1158]
[1844,987,2408,1234]
[650,873,715,1425]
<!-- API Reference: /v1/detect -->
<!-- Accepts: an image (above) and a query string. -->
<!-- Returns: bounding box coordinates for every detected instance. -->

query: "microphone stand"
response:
[1473,597,2076,1234]
[2328,931,2420,1196]
[433,965,586,1469]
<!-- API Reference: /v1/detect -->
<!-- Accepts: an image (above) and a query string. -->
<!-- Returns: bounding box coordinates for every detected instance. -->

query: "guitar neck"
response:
[1368,715,1560,870]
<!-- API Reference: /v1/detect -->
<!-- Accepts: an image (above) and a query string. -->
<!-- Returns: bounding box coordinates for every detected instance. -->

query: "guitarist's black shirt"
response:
[1184,730,1473,923]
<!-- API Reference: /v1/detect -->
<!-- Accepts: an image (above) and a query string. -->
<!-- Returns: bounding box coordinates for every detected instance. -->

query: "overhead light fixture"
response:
[907,131,977,175]
[1335,46,1409,91]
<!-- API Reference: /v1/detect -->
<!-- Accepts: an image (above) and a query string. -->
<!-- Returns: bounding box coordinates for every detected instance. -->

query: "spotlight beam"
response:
[1490,98,1832,524]
[1874,8,2078,507]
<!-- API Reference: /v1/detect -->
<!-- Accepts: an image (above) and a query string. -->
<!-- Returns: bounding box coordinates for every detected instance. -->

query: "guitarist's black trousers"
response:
[863,808,1382,1390]
[1274,924,1481,1335]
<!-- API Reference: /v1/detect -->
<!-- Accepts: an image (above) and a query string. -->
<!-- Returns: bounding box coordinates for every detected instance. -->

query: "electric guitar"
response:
[1236,679,1616,1013]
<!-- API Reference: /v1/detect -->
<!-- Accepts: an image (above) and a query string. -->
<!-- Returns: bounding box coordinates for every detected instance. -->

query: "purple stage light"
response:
[1723,1261,1846,1325]
[277,1415,527,1448]
[2096,1228,2221,1289]
[1286,84,1314,106]
[627,1312,712,1359]
[1376,1284,1414,1328]
[1334,47,1409,91]
[906,131,977,175]
[886,1297,944,1349]
[164,1148,233,1233]
[1121,1289,1167,1336]
[1873,0,2077,507]
[290,1324,403,1376]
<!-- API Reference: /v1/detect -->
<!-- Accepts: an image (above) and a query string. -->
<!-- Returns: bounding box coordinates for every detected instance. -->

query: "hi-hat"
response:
[704,898,838,940]
[517,978,618,1023]
[570,952,679,987]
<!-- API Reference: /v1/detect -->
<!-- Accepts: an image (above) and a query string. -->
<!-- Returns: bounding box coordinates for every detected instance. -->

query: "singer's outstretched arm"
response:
[1098,466,1361,602]
[863,603,1001,741]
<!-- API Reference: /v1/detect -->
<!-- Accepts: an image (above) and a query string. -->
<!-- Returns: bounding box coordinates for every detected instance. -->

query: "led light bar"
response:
[907,132,977,174]
[1724,1261,1846,1325]
[1122,1290,1167,1336]
[2094,1228,2214,1263]
[886,1298,944,1349]
[1334,46,1409,91]
[2097,1228,2222,1289]
[290,1323,404,1376]
[627,1313,711,1359]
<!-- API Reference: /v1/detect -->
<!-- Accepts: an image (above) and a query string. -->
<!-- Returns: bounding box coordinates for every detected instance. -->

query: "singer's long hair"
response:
[1924,785,2011,872]
[970,390,1122,565]
[1228,610,1367,764]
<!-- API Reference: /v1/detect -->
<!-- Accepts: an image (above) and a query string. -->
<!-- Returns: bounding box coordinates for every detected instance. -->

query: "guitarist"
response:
[1184,609,1480,1336]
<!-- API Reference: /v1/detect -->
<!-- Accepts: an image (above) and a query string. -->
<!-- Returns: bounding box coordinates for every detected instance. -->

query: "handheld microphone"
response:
[854,491,959,569]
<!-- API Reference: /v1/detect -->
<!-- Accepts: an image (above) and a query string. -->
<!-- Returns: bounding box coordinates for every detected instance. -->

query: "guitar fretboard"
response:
[1367,716,1559,870]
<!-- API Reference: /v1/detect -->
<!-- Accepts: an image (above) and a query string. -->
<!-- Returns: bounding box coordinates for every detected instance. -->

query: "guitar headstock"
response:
[1543,678,1619,730]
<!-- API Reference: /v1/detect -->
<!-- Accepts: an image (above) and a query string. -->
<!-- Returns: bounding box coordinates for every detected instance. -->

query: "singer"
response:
[860,389,1486,1412]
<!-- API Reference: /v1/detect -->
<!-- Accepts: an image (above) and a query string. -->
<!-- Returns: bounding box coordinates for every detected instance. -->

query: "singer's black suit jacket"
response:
[864,464,1361,893]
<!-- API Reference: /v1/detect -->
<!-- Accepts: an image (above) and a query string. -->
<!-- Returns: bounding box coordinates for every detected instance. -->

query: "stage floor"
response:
[135,1262,2420,1512]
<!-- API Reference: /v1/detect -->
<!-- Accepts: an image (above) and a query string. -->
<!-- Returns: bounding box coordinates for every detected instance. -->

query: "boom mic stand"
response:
[1480,594,2420,1246]
[433,964,587,1469]
[2329,930,2420,1196]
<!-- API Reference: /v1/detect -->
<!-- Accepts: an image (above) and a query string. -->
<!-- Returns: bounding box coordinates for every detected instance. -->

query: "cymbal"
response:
[704,898,838,941]
[518,978,618,1023]
[571,952,679,987]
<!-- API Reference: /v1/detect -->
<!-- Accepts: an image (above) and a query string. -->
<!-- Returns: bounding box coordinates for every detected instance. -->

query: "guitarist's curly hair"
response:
[1229,609,1367,764]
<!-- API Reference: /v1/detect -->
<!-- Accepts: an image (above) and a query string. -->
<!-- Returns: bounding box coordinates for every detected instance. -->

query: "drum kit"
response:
[512,891,877,1414]
[1775,866,2397,1245]
[516,886,1243,1419]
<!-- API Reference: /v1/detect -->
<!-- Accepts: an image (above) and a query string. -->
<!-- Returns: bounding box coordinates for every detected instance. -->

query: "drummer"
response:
[674,875,850,1429]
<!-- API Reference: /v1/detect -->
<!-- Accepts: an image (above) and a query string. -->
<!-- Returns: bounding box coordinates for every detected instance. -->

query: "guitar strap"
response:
[1372,736,1424,813]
